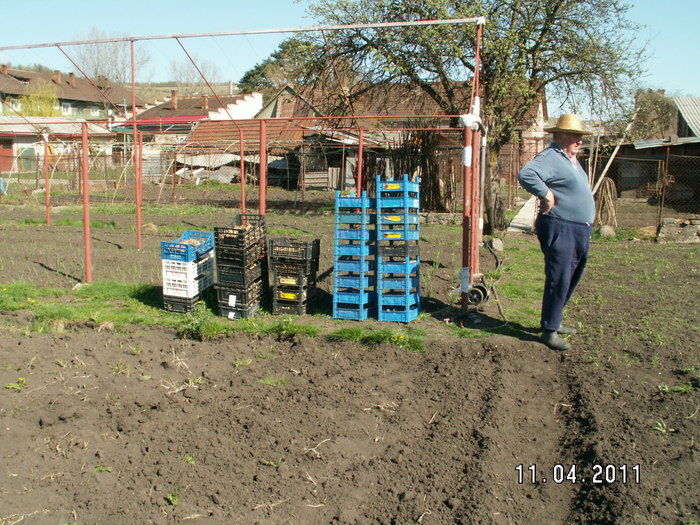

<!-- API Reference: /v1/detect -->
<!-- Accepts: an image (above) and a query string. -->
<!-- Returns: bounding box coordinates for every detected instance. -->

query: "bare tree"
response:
[72,27,150,85]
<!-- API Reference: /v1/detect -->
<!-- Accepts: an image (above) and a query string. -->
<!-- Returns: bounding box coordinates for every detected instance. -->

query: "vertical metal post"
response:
[81,123,92,283]
[470,127,481,276]
[240,129,246,214]
[136,130,143,250]
[259,119,267,215]
[130,40,142,249]
[356,129,364,193]
[460,125,474,309]
[43,135,51,226]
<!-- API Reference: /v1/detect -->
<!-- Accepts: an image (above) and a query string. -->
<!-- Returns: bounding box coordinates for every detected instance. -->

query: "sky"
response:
[0,0,698,97]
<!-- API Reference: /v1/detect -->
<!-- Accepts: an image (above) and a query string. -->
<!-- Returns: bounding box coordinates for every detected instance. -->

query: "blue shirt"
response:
[518,143,595,224]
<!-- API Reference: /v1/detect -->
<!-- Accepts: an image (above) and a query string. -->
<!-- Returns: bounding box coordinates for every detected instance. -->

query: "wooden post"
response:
[81,123,92,283]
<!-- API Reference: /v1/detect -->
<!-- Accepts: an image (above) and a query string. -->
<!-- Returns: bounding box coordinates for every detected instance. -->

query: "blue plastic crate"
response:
[377,213,420,225]
[378,302,420,323]
[335,191,376,210]
[378,260,420,274]
[335,258,376,273]
[377,175,420,194]
[333,289,377,304]
[335,228,375,241]
[377,229,420,241]
[334,275,376,289]
[334,242,376,257]
[377,275,420,291]
[161,231,214,262]
[332,302,377,321]
[377,196,421,209]
[378,291,420,306]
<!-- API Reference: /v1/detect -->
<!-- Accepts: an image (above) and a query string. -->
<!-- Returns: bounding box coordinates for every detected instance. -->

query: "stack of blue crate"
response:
[161,230,215,313]
[376,174,420,322]
[332,191,377,320]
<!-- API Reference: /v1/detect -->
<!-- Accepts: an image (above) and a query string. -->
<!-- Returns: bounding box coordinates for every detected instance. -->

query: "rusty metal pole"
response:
[460,125,474,309]
[356,129,364,194]
[240,129,246,215]
[81,123,92,283]
[259,119,267,215]
[130,40,142,250]
[43,134,51,226]
[470,127,481,276]
[136,130,143,250]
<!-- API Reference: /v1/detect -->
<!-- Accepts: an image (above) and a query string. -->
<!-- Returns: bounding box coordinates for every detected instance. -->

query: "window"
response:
[61,103,72,116]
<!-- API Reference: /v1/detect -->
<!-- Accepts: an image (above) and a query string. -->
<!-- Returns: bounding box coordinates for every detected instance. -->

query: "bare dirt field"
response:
[0,190,698,525]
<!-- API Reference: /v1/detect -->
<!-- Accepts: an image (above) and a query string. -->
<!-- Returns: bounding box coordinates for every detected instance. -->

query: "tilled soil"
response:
[0,196,698,524]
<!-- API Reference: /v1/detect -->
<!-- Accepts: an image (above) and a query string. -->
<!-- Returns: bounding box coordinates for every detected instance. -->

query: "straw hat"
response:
[544,113,591,135]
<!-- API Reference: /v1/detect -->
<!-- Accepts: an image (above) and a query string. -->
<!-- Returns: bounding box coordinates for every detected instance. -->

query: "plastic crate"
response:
[215,240,265,267]
[378,301,420,323]
[268,238,320,260]
[269,257,320,275]
[377,175,420,194]
[215,280,266,309]
[271,269,317,288]
[334,273,376,290]
[163,293,201,313]
[219,301,263,320]
[334,240,376,257]
[161,231,214,262]
[377,241,420,258]
[378,259,420,275]
[332,302,377,321]
[162,252,214,283]
[378,229,420,241]
[335,191,375,210]
[378,213,420,225]
[215,214,266,248]
[216,258,266,287]
[272,299,309,316]
[272,285,318,303]
[163,272,214,298]
[377,275,420,292]
[335,256,376,274]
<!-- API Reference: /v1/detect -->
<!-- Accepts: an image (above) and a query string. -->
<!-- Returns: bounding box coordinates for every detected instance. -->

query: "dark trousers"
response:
[535,214,592,332]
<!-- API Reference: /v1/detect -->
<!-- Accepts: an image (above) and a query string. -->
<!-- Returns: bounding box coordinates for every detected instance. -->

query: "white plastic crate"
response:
[163,272,214,298]
[162,252,214,283]
[162,252,214,298]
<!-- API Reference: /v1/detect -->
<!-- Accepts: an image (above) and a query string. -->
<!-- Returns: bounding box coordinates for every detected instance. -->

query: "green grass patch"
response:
[327,325,425,352]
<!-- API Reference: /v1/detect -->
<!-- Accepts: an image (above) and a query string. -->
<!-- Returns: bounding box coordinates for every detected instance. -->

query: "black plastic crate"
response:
[214,214,266,248]
[214,279,266,309]
[272,298,309,316]
[216,258,267,287]
[269,257,319,276]
[271,268,317,288]
[163,293,201,313]
[272,285,315,303]
[219,300,263,320]
[269,238,321,260]
[215,239,265,267]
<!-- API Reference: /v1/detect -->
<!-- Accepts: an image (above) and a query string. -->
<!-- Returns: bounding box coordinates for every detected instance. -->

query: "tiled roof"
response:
[136,95,248,121]
[0,68,143,109]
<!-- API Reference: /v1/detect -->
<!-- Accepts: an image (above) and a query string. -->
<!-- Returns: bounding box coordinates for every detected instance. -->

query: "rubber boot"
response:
[557,325,577,335]
[542,331,571,351]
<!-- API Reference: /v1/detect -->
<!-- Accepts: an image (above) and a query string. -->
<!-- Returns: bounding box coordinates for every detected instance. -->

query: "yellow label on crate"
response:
[280,277,297,285]
[385,233,403,239]
[384,184,401,189]
[280,292,298,300]
[384,216,401,222]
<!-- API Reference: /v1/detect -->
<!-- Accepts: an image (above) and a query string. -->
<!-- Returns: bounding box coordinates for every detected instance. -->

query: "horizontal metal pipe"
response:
[0,17,485,51]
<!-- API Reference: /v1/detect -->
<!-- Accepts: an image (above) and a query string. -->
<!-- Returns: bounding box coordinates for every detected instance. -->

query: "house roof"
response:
[632,136,700,150]
[136,94,250,122]
[673,96,700,136]
[0,67,143,109]
[0,116,112,138]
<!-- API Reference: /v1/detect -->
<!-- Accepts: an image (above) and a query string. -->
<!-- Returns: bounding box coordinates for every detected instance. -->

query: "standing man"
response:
[518,114,594,351]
